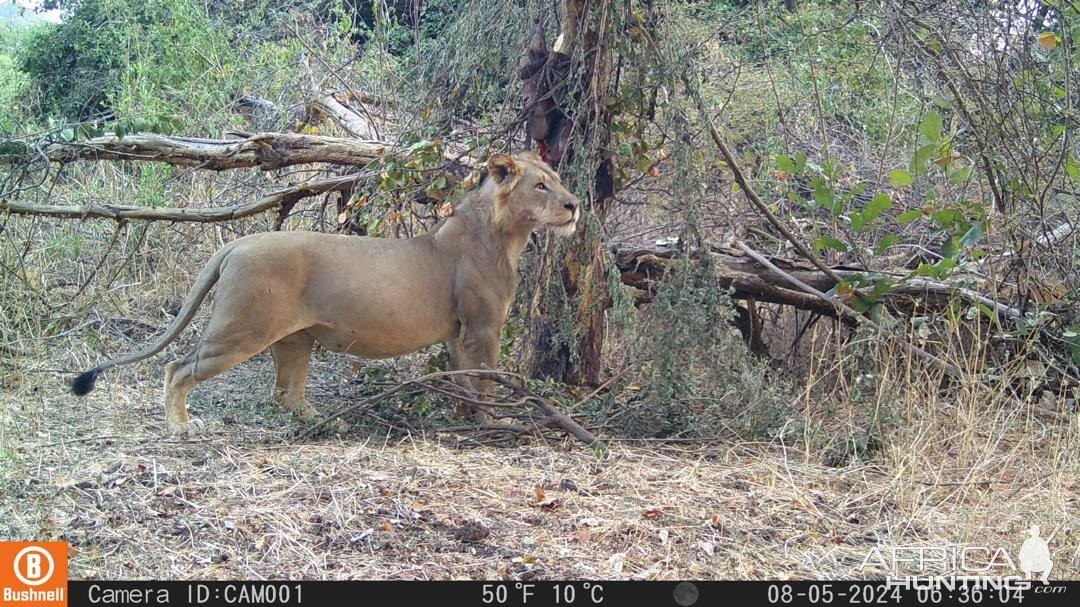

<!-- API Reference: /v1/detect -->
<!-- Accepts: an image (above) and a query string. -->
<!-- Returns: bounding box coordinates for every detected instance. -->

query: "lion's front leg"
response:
[446,337,474,406]
[454,329,499,423]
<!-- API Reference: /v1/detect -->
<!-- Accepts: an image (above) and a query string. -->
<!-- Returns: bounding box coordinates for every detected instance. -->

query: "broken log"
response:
[305,93,382,140]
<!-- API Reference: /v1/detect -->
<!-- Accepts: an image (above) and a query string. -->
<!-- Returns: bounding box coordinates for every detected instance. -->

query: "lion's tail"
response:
[71,244,233,396]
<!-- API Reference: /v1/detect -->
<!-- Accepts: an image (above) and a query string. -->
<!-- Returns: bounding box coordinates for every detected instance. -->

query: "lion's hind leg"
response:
[269,331,320,422]
[269,331,348,434]
[163,338,270,435]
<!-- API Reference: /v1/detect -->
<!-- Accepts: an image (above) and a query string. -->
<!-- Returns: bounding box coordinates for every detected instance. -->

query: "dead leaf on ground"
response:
[530,482,560,510]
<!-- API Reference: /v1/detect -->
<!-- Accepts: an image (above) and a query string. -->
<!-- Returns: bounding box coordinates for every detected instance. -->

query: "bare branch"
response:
[296,369,599,445]
[0,174,358,223]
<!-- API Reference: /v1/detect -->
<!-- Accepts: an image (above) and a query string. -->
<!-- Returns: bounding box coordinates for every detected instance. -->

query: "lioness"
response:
[71,152,580,434]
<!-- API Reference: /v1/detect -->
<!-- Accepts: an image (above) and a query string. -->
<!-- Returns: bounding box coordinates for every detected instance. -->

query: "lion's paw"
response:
[165,416,204,437]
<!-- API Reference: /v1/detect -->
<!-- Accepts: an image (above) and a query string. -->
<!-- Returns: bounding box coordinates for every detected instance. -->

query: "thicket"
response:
[1,0,1078,458]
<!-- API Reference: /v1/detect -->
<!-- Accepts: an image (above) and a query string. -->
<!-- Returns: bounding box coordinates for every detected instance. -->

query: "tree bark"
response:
[520,0,616,386]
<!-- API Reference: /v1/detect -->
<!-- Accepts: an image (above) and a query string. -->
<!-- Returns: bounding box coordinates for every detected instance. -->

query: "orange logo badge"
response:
[1,542,67,606]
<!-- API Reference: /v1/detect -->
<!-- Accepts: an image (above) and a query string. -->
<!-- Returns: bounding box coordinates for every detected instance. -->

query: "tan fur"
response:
[73,152,580,434]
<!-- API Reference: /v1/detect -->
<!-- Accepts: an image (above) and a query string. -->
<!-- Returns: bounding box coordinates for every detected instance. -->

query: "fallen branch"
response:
[27,132,388,171]
[1,174,359,223]
[484,372,600,446]
[735,240,963,378]
[305,93,381,140]
[612,241,1029,322]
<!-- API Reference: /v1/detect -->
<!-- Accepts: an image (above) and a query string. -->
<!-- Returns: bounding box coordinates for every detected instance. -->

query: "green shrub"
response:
[0,24,33,133]
[19,0,235,128]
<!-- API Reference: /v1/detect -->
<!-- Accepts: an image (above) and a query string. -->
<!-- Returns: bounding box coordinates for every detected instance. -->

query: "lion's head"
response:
[488,151,580,236]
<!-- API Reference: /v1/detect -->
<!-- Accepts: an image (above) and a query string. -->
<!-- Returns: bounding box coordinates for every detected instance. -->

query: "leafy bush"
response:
[0,24,34,133]
[19,0,235,127]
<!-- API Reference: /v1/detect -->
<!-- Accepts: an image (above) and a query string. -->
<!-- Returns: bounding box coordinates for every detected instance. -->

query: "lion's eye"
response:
[535,182,548,191]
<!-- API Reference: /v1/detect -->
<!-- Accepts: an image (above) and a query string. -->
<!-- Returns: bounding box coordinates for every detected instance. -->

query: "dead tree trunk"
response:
[519,0,616,386]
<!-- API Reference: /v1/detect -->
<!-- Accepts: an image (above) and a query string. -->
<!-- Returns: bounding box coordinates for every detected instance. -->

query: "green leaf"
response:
[871,277,896,296]
[849,294,873,314]
[959,222,985,248]
[948,166,973,184]
[0,141,29,157]
[795,150,807,172]
[851,195,890,233]
[897,209,923,223]
[931,95,952,109]
[406,139,434,154]
[1065,155,1080,182]
[888,170,913,187]
[912,144,936,174]
[776,154,796,173]
[814,236,849,253]
[920,112,943,142]
[865,193,892,218]
[914,258,956,279]
[942,234,962,259]
[812,180,837,213]
[874,234,900,255]
[930,208,962,228]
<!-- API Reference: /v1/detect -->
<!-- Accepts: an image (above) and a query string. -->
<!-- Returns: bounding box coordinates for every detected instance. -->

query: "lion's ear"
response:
[488,153,520,184]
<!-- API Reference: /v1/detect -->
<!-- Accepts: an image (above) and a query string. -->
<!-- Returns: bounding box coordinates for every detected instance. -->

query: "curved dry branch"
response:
[30,132,389,171]
[296,369,599,446]
[0,174,358,223]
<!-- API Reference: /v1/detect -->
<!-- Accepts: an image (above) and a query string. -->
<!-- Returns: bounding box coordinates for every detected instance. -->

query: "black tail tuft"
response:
[71,368,101,396]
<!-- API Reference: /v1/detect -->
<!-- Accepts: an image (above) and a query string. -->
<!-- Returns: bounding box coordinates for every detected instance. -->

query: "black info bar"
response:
[63,580,1078,607]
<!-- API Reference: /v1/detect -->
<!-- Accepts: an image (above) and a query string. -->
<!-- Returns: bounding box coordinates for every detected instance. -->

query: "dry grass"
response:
[1,344,1078,580]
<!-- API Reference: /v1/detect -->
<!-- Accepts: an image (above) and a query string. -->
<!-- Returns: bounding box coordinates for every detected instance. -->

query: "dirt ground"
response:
[2,346,1078,581]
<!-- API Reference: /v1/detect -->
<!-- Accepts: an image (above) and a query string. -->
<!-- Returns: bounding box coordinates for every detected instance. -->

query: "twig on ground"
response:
[296,368,600,445]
